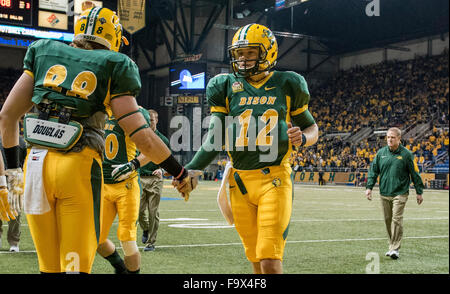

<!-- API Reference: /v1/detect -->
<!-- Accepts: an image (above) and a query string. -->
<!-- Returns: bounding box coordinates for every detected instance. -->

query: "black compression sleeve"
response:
[159,155,187,180]
[3,146,21,169]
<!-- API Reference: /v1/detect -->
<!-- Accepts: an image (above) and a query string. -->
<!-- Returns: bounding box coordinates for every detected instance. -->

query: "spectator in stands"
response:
[288,52,448,173]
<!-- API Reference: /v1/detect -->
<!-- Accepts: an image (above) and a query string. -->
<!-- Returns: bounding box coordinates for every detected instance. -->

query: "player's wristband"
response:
[159,155,187,181]
[300,134,307,146]
[3,146,21,169]
[130,158,141,170]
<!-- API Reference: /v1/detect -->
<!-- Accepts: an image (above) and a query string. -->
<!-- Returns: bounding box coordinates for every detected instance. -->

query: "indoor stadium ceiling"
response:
[133,0,448,72]
[145,0,448,55]
[269,0,449,54]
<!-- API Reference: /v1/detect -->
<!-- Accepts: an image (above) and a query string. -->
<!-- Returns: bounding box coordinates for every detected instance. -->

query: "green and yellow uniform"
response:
[22,39,140,273]
[207,71,312,169]
[101,107,150,243]
[187,71,315,262]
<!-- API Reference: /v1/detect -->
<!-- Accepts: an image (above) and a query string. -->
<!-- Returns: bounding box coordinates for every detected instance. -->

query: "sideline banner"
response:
[293,171,436,185]
[118,0,146,34]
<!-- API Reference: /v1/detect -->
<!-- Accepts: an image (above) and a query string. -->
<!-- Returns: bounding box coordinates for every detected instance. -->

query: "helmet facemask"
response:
[228,24,277,78]
[228,43,269,77]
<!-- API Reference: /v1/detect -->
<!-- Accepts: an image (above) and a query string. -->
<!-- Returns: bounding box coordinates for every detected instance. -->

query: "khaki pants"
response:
[139,175,163,245]
[380,193,408,251]
[0,214,21,247]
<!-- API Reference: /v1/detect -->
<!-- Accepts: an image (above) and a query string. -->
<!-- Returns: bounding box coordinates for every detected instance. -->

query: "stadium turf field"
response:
[0,180,448,274]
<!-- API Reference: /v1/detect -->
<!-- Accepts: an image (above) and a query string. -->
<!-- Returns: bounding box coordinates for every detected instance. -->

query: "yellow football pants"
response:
[24,147,103,273]
[229,164,293,263]
[99,176,141,244]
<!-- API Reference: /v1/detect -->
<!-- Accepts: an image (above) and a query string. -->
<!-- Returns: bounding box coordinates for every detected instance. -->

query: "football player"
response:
[0,7,194,274]
[179,23,319,274]
[95,106,153,274]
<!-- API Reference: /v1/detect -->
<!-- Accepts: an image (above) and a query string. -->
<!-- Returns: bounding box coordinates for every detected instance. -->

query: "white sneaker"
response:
[390,250,399,259]
[385,250,392,256]
[9,245,19,252]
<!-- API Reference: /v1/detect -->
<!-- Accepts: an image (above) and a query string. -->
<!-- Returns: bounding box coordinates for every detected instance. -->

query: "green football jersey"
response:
[103,107,151,183]
[23,39,141,117]
[207,71,311,170]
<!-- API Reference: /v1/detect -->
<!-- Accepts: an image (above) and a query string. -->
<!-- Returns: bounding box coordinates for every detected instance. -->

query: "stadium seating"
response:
[291,51,449,172]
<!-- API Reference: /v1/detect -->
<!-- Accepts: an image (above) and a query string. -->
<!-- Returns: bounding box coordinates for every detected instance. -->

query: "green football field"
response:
[0,180,448,274]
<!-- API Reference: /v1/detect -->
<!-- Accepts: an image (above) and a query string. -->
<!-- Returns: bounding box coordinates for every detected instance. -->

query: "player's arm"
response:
[0,73,35,150]
[0,72,34,171]
[0,156,15,221]
[110,96,186,178]
[111,152,152,181]
[186,74,228,170]
[2,40,38,150]
[287,73,318,147]
[185,112,225,170]
[289,110,318,147]
[0,72,34,219]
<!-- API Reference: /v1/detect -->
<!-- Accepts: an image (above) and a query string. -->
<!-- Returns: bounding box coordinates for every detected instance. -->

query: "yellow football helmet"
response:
[73,7,127,52]
[228,23,278,77]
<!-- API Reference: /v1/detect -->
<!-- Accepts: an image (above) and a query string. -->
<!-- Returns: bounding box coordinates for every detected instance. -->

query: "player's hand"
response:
[111,159,140,181]
[0,188,16,221]
[287,122,304,147]
[5,168,24,215]
[365,189,372,201]
[152,169,163,179]
[172,170,202,201]
[416,194,423,205]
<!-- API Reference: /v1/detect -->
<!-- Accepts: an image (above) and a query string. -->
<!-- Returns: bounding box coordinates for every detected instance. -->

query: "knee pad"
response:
[120,241,139,256]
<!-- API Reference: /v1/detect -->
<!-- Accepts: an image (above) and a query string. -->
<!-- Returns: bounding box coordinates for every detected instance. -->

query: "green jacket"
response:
[366,144,424,196]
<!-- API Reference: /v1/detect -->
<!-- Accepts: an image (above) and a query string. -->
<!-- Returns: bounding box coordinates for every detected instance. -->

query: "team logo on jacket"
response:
[396,156,403,160]
[232,81,244,93]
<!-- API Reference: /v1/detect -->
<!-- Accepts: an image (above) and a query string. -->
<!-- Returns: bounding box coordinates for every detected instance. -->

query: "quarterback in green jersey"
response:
[0,7,194,274]
[183,23,319,274]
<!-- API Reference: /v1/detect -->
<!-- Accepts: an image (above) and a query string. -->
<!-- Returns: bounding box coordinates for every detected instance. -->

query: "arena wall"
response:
[339,33,449,70]
[293,171,446,188]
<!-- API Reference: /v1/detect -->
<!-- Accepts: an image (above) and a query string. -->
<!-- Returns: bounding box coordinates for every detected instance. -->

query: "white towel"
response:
[24,148,50,215]
[217,161,234,225]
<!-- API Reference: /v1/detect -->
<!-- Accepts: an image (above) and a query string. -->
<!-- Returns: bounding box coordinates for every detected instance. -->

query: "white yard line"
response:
[290,217,449,222]
[2,216,448,228]
[0,235,447,254]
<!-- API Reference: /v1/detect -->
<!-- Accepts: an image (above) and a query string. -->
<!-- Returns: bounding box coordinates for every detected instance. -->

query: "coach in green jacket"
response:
[138,109,170,252]
[365,127,424,260]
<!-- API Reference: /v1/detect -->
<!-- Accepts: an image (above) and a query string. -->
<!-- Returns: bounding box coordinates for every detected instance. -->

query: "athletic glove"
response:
[111,158,140,182]
[0,187,16,221]
[172,170,202,201]
[5,168,24,216]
